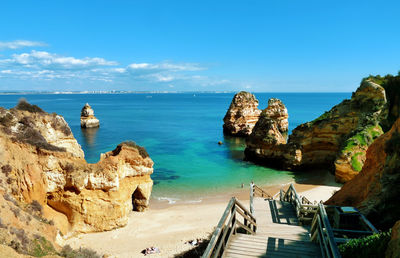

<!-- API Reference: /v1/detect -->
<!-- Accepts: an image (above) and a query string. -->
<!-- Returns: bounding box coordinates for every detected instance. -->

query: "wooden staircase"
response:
[224,198,321,258]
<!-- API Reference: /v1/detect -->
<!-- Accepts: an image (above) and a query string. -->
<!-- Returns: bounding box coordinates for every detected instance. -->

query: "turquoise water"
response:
[0,93,350,201]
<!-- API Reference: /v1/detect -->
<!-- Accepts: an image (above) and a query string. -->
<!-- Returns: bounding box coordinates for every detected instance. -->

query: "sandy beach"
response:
[64,172,341,258]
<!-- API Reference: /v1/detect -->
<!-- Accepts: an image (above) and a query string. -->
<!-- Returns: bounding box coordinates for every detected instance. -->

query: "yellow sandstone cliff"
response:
[245,80,387,182]
[0,100,153,237]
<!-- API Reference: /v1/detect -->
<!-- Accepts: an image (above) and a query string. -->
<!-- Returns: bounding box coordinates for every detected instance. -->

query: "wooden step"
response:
[223,197,321,257]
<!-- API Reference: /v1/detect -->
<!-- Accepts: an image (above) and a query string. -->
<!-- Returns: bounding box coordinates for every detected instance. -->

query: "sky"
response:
[0,0,399,92]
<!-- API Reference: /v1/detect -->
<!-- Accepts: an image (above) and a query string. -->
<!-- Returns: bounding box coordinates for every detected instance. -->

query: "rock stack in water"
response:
[80,103,100,128]
[223,91,261,136]
[245,98,290,165]
[244,80,387,182]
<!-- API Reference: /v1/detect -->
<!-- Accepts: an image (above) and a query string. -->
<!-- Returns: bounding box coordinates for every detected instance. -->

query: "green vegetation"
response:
[59,245,100,258]
[14,99,45,113]
[117,141,149,158]
[14,124,66,152]
[29,236,57,257]
[351,152,364,172]
[339,230,392,258]
[363,73,400,131]
[311,111,330,124]
[343,125,383,153]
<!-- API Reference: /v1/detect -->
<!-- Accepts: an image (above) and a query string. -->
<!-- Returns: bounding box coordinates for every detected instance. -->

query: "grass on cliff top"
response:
[118,141,149,158]
[14,99,45,114]
[351,152,364,172]
[343,125,383,153]
[310,111,330,124]
[339,230,391,258]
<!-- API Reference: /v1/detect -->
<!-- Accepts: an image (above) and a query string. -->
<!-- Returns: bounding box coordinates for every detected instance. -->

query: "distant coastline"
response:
[0,90,352,95]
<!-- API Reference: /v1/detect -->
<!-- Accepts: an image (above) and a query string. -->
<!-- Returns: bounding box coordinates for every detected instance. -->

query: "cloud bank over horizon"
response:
[0,40,233,91]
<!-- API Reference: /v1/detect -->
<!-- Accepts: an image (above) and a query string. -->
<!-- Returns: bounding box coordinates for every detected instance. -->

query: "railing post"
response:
[231,200,236,235]
[250,183,254,215]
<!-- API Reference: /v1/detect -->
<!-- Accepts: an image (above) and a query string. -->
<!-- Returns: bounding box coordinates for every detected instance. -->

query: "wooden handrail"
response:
[310,203,341,258]
[202,197,257,258]
[253,184,273,199]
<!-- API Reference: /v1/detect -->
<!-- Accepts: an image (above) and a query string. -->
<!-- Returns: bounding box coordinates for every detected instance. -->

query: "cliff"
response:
[245,81,387,182]
[80,103,100,128]
[223,91,261,136]
[0,100,153,237]
[386,220,400,258]
[326,118,400,230]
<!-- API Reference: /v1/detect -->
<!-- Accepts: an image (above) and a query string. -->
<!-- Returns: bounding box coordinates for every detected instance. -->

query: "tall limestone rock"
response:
[326,118,400,230]
[80,103,100,128]
[245,98,290,166]
[245,80,387,182]
[0,100,153,235]
[223,91,261,136]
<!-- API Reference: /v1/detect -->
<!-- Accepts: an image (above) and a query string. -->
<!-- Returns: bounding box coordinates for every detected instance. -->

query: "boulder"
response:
[223,91,261,136]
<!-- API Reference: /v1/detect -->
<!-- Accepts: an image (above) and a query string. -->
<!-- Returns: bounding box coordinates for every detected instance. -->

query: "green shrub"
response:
[60,245,100,258]
[338,230,391,258]
[13,125,66,152]
[29,236,57,257]
[15,99,45,113]
[117,141,149,158]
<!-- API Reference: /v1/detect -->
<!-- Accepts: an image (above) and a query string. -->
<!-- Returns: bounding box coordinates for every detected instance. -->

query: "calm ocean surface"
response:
[0,93,350,202]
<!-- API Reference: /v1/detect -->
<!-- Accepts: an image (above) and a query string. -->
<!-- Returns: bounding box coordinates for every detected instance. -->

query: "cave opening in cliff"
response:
[132,187,146,211]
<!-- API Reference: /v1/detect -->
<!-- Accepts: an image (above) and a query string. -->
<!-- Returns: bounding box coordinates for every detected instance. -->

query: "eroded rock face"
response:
[245,98,292,167]
[80,103,100,128]
[0,101,153,234]
[245,81,387,181]
[223,91,261,136]
[386,220,400,258]
[326,118,400,230]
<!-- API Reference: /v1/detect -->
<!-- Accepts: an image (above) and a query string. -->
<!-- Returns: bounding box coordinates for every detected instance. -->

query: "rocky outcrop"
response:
[245,80,387,182]
[223,91,261,136]
[80,103,100,128]
[326,118,400,230]
[244,98,291,166]
[386,220,400,258]
[0,100,153,235]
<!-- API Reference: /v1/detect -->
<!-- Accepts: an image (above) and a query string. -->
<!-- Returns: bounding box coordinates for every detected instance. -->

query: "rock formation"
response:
[80,103,100,128]
[245,80,387,182]
[244,98,290,166]
[0,100,153,236]
[386,220,400,258]
[223,91,261,136]
[326,118,400,230]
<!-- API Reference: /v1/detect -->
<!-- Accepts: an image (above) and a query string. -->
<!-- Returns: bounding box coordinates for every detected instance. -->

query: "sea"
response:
[0,92,350,203]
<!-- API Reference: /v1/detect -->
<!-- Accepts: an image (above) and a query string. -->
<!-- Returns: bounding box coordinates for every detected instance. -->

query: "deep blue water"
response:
[0,93,350,201]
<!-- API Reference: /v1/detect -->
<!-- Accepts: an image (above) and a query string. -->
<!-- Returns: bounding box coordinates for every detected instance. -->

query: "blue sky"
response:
[0,0,399,92]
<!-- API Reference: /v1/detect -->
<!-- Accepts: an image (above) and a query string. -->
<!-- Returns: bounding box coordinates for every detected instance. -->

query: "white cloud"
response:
[0,40,47,50]
[0,46,232,90]
[1,50,117,70]
[128,62,203,72]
